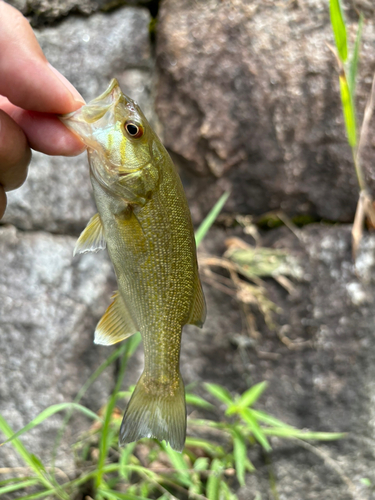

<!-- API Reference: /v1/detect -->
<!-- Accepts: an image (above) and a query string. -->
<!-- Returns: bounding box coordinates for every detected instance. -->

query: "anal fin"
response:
[188,274,206,328]
[74,213,106,256]
[95,291,138,345]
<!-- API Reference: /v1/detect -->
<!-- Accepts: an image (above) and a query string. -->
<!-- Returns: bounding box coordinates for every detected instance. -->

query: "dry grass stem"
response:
[0,466,70,482]
[356,71,375,165]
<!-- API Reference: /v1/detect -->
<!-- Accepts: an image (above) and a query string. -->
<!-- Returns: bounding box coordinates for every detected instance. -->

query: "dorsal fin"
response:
[74,213,106,256]
[94,291,138,345]
[187,274,206,328]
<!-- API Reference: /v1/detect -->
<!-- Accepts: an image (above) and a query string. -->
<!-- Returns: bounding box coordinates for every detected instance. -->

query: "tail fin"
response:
[119,371,186,452]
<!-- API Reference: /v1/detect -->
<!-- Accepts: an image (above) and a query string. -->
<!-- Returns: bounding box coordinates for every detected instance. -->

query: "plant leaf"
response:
[195,191,230,246]
[0,415,60,496]
[0,403,101,447]
[160,442,192,487]
[339,71,357,147]
[185,436,224,455]
[250,409,296,429]
[0,479,39,496]
[262,428,346,440]
[186,393,214,409]
[96,337,140,491]
[236,381,268,408]
[194,457,209,471]
[232,429,247,486]
[30,455,46,474]
[329,0,348,62]
[206,458,222,500]
[119,442,137,481]
[240,409,272,452]
[204,383,233,405]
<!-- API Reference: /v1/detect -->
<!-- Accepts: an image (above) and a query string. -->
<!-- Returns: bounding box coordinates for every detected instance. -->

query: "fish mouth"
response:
[59,79,130,145]
[90,78,123,106]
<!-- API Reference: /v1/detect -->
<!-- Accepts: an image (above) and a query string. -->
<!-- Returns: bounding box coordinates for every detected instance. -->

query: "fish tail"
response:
[119,371,186,452]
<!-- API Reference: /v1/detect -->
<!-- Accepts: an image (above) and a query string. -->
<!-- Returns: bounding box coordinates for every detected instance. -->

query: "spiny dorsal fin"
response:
[74,213,106,256]
[94,291,138,345]
[187,274,206,328]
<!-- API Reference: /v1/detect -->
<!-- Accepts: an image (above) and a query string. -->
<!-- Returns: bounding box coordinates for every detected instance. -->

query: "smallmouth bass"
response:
[60,79,206,452]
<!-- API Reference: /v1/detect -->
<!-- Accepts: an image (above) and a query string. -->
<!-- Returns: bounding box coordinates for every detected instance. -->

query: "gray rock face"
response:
[0,225,115,468]
[0,5,153,470]
[156,0,375,223]
[1,1,375,498]
[6,0,152,26]
[3,6,153,233]
[184,224,375,500]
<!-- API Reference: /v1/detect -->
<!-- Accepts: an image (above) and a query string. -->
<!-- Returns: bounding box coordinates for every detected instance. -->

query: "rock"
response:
[3,6,154,233]
[0,225,116,468]
[155,0,375,223]
[0,2,154,473]
[2,2,375,497]
[182,224,375,499]
[6,0,153,26]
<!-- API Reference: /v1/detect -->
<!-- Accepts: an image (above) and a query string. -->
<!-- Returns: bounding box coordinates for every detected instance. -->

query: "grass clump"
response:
[0,362,344,500]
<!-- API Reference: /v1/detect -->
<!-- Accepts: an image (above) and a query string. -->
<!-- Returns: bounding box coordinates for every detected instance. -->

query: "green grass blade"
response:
[195,191,230,246]
[0,479,39,495]
[262,428,346,440]
[0,477,35,487]
[206,458,222,500]
[220,479,239,500]
[348,13,364,94]
[7,490,57,500]
[0,415,36,466]
[52,341,128,466]
[119,442,137,480]
[232,429,247,486]
[204,383,233,406]
[160,442,192,487]
[330,0,348,62]
[240,409,272,452]
[186,393,214,410]
[0,403,101,447]
[96,334,141,490]
[250,409,296,429]
[0,415,60,496]
[236,381,268,409]
[339,72,357,147]
[185,436,224,455]
[194,457,209,471]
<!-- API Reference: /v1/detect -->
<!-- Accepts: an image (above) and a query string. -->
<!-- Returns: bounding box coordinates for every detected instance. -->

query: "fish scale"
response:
[61,79,206,452]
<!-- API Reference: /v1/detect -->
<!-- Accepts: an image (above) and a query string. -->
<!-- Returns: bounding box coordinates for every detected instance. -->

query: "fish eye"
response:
[124,121,143,139]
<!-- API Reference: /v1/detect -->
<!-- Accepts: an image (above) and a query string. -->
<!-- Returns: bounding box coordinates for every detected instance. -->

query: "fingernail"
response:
[48,63,86,105]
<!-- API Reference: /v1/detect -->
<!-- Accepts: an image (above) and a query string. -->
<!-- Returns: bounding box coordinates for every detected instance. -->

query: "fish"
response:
[60,79,206,452]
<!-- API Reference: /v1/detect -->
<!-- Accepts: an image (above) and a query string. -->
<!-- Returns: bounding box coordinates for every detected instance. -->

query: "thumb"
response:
[0,2,84,114]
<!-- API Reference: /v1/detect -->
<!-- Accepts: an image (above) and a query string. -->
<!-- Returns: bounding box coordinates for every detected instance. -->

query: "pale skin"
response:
[0,1,86,219]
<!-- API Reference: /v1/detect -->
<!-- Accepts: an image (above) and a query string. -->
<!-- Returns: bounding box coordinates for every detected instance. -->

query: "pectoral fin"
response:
[187,274,206,328]
[94,291,138,345]
[74,213,106,256]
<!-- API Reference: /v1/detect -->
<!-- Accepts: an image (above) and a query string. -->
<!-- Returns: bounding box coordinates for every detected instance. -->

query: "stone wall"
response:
[1,1,375,498]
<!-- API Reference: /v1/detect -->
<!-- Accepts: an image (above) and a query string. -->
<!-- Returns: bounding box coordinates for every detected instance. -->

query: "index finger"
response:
[0,1,84,114]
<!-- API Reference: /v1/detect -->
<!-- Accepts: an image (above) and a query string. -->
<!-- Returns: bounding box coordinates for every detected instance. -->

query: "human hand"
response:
[0,1,86,219]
